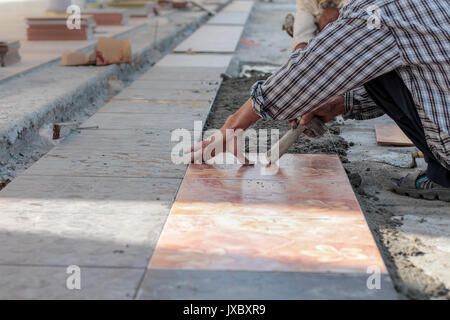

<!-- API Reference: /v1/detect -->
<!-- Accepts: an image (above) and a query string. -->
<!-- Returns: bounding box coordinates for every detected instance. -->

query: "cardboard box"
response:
[61,51,96,66]
[95,37,132,65]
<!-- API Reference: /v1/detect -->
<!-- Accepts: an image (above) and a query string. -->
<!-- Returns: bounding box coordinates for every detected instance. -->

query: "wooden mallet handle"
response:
[266,117,325,163]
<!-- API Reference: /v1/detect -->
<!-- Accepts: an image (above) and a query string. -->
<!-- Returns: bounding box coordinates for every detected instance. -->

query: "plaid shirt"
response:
[252,0,450,169]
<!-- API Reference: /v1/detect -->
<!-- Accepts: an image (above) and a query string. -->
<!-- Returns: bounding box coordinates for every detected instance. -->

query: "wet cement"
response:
[205,76,349,161]
[205,76,449,300]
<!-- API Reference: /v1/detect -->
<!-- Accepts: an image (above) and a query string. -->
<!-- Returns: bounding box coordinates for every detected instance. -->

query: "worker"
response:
[282,0,348,52]
[187,0,450,202]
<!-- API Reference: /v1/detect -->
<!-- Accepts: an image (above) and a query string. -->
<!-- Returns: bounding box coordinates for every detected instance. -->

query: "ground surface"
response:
[1,0,448,299]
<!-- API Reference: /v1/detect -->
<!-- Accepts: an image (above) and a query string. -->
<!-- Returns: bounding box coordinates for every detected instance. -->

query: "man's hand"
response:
[299,96,345,126]
[185,98,261,164]
[186,128,252,165]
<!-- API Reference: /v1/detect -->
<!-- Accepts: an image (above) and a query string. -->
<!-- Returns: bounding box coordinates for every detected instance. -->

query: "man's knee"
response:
[319,7,340,31]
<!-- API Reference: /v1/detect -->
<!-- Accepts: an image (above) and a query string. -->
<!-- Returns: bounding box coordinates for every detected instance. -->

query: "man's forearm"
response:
[222,98,261,131]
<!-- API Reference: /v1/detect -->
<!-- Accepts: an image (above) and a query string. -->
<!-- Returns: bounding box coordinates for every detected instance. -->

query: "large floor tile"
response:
[149,215,386,273]
[0,265,143,299]
[185,154,348,182]
[174,25,244,53]
[223,1,254,13]
[157,54,232,68]
[23,148,188,179]
[80,112,204,130]
[98,100,211,114]
[0,175,180,213]
[0,208,167,267]
[171,178,363,219]
[113,80,219,101]
[207,11,250,25]
[0,177,174,266]
[137,269,397,300]
[137,66,225,81]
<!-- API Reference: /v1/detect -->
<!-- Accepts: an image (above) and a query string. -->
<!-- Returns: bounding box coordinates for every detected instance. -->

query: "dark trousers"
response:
[364,71,450,187]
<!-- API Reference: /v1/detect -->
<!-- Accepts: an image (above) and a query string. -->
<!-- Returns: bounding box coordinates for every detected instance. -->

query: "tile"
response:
[0,265,143,300]
[174,25,244,53]
[222,1,254,12]
[375,124,414,146]
[207,11,250,25]
[185,154,348,182]
[125,79,220,89]
[137,269,397,300]
[80,112,204,130]
[171,178,363,219]
[0,206,167,267]
[23,148,188,179]
[0,175,180,213]
[113,80,219,101]
[157,54,232,68]
[137,66,224,81]
[149,215,386,273]
[98,100,211,114]
[0,177,175,267]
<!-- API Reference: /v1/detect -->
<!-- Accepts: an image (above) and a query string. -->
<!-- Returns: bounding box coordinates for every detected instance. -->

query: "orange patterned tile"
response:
[149,215,386,273]
[171,178,362,219]
[375,124,414,146]
[150,154,387,274]
[186,154,347,182]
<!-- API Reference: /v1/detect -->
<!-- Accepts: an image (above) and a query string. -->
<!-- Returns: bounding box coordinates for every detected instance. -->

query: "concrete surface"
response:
[0,2,229,184]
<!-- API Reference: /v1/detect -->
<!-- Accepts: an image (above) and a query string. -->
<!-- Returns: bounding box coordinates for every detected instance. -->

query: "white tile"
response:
[207,11,250,25]
[222,1,254,12]
[0,265,143,299]
[174,25,244,53]
[158,54,232,68]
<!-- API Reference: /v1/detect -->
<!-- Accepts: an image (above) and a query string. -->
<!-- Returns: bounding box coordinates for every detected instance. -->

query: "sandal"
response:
[391,170,450,201]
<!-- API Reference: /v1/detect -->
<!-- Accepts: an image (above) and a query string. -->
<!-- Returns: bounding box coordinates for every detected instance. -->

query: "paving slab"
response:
[137,269,397,300]
[0,265,143,300]
[158,54,233,68]
[174,25,244,53]
[222,1,254,12]
[207,11,250,25]
[80,111,205,130]
[113,80,219,101]
[0,175,177,267]
[98,100,211,114]
[137,66,225,81]
[23,149,188,179]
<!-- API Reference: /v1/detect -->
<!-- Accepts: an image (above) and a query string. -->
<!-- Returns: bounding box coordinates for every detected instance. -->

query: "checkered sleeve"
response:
[343,86,385,120]
[251,7,403,120]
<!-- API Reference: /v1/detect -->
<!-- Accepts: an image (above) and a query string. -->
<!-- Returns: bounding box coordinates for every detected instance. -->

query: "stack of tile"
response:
[107,2,158,18]
[26,16,96,41]
[0,40,21,67]
[83,9,129,25]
